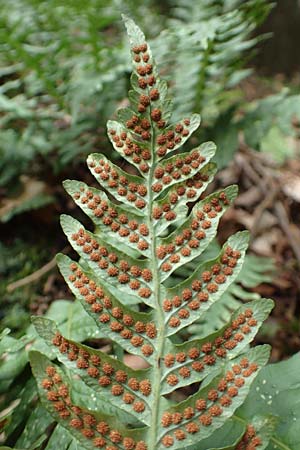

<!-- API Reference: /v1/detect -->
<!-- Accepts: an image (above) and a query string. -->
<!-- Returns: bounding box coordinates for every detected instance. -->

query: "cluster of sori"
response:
[236,424,262,450]
[155,189,231,274]
[162,240,243,332]
[84,161,148,209]
[163,306,257,388]
[85,149,214,226]
[56,259,157,358]
[67,225,153,300]
[51,331,152,415]
[41,364,148,450]
[56,254,157,362]
[159,356,259,447]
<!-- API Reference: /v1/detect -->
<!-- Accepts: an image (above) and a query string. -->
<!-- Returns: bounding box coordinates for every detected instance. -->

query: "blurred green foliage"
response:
[0,238,51,334]
[0,0,141,186]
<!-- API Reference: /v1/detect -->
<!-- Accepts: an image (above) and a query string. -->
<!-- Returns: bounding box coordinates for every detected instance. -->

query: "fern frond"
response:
[158,0,273,120]
[187,252,276,339]
[28,15,274,450]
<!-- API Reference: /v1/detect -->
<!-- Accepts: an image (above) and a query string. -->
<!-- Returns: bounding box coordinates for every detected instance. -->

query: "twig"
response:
[251,186,279,237]
[6,248,68,293]
[237,149,300,267]
[235,152,267,192]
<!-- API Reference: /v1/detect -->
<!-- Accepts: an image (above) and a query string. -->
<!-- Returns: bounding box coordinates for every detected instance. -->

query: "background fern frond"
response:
[154,0,274,122]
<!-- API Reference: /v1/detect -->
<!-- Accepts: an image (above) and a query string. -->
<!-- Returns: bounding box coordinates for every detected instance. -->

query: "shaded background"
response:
[254,0,300,75]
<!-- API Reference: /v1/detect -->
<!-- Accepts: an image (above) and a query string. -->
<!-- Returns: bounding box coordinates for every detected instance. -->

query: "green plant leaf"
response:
[238,352,300,450]
[157,345,270,449]
[15,403,52,449]
[161,298,273,394]
[63,179,148,257]
[3,378,37,439]
[32,317,153,425]
[158,185,238,282]
[150,141,214,201]
[30,351,148,450]
[184,418,245,450]
[187,252,276,339]
[237,414,277,450]
[60,214,155,307]
[164,231,249,335]
[57,253,156,363]
[87,153,147,214]
[154,162,218,236]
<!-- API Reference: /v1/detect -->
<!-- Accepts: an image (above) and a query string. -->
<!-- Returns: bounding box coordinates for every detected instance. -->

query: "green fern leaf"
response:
[30,351,148,449]
[29,16,274,450]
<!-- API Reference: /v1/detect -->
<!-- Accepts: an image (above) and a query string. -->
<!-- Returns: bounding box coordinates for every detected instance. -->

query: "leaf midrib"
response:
[146,95,166,450]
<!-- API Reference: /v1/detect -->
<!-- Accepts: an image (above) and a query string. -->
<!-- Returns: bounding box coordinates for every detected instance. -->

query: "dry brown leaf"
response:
[251,228,282,256]
[235,186,262,207]
[0,175,48,219]
[232,208,277,232]
[280,171,300,202]
[124,354,149,370]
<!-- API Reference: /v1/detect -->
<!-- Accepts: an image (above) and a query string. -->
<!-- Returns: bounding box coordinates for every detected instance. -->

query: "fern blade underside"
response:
[30,15,273,450]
